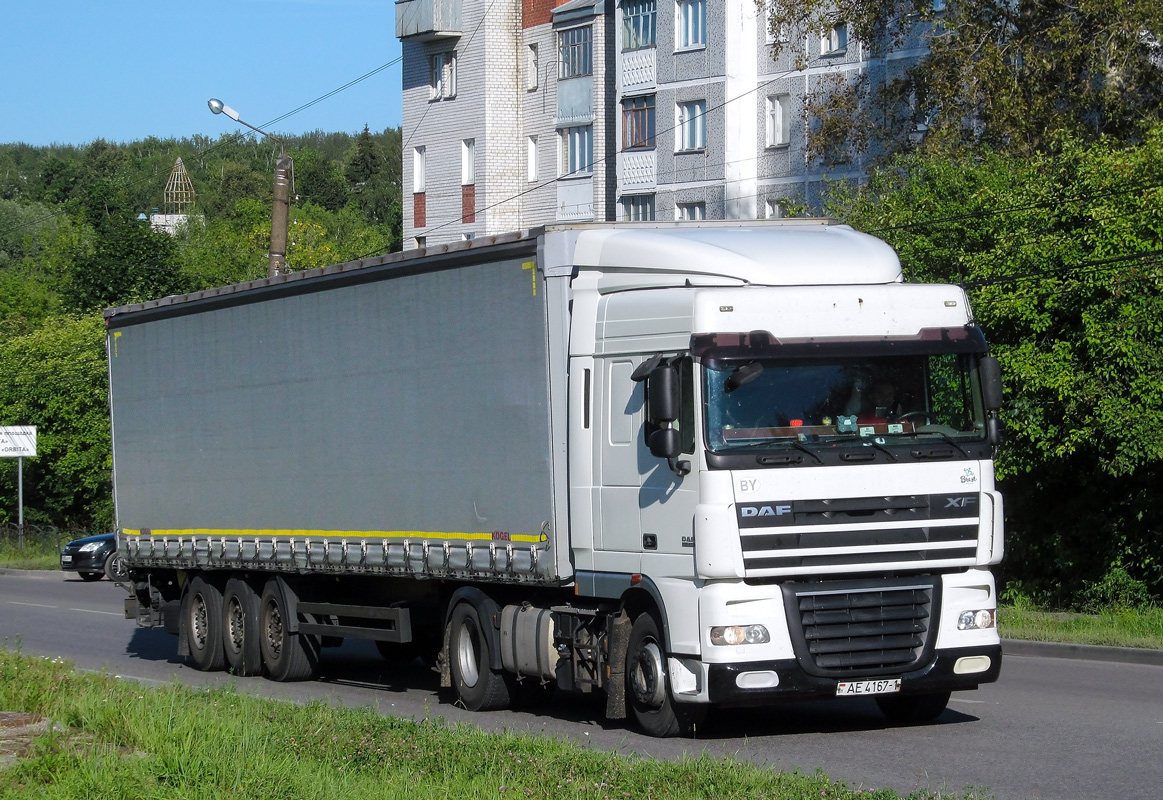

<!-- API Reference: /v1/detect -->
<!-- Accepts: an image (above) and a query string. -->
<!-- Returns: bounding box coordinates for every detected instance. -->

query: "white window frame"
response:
[621,194,656,221]
[766,94,791,147]
[430,51,457,99]
[622,0,656,50]
[821,23,847,56]
[561,125,594,176]
[676,99,706,152]
[765,3,790,44]
[461,139,475,186]
[765,199,784,219]
[676,201,705,221]
[527,135,539,181]
[526,43,539,91]
[412,146,426,193]
[559,26,593,79]
[676,0,705,49]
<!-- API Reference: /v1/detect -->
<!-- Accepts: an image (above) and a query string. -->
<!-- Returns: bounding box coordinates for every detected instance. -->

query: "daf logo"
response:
[945,496,977,509]
[741,504,792,517]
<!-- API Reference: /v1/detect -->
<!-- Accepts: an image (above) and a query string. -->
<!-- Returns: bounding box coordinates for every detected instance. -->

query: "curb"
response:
[1002,638,1163,667]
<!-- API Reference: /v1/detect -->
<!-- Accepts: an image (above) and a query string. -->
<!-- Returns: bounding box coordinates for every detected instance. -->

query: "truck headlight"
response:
[710,625,770,646]
[957,609,995,631]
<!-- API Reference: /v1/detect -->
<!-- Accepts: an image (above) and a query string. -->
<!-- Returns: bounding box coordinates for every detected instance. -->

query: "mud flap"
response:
[604,613,631,720]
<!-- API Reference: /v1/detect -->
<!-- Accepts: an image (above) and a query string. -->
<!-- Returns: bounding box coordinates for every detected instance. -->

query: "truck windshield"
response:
[703,352,988,452]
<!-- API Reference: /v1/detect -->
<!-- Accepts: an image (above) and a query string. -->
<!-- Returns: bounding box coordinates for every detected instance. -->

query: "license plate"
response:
[836,678,901,696]
[61,555,73,563]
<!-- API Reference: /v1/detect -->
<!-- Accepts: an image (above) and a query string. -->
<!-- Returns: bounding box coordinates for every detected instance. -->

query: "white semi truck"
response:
[109,221,1004,736]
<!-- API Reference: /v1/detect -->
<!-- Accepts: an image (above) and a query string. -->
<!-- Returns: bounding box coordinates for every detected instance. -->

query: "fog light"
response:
[957,609,995,631]
[710,625,770,646]
[954,655,992,675]
[736,670,779,689]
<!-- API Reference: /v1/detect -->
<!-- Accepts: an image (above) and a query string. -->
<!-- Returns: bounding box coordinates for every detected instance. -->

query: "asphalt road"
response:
[2,569,1161,799]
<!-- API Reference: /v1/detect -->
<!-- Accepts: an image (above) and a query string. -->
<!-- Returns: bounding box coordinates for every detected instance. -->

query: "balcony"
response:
[396,0,461,41]
[618,150,656,191]
[620,48,656,93]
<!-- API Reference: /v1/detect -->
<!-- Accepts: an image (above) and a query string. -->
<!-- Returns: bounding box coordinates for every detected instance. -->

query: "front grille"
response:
[782,578,939,676]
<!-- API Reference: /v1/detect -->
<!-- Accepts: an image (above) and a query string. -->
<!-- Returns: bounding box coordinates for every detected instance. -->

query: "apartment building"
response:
[396,0,927,247]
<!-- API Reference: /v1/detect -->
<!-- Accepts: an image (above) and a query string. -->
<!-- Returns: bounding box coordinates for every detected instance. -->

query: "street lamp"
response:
[208,98,291,277]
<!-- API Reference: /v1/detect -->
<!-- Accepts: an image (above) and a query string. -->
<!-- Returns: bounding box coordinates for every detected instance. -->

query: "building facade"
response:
[396,0,927,247]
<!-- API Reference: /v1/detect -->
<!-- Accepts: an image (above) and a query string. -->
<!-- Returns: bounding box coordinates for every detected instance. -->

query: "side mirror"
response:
[980,356,1003,411]
[987,416,1006,447]
[649,427,681,460]
[648,365,679,422]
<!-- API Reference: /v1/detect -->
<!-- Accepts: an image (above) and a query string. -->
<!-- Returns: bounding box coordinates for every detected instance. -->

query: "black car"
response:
[60,532,127,582]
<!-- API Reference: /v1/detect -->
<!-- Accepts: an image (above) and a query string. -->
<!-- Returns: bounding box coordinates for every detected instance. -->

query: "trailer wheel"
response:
[259,579,318,682]
[186,576,226,672]
[626,612,704,737]
[876,691,951,724]
[222,577,263,676]
[448,602,511,711]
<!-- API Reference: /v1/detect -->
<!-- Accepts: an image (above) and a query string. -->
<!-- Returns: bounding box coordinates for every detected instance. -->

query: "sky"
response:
[0,0,403,147]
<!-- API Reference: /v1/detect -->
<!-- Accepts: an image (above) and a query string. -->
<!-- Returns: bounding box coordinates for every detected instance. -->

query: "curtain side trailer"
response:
[110,221,1004,736]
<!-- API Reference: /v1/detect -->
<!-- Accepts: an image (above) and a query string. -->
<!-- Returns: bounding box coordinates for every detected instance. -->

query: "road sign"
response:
[0,426,36,457]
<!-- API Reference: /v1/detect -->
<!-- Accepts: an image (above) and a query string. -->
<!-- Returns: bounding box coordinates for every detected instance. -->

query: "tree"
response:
[765,0,1163,162]
[0,315,112,528]
[825,126,1163,603]
[61,219,187,312]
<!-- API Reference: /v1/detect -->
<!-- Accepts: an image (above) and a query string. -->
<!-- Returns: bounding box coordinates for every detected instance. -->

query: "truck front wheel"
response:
[222,577,263,676]
[626,612,704,737]
[448,602,511,711]
[258,579,318,682]
[185,576,225,672]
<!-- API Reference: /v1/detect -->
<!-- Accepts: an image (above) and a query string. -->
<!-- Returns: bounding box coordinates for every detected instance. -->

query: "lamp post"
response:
[208,98,291,277]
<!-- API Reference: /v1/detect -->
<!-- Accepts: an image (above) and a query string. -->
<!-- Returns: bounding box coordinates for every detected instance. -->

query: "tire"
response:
[448,602,511,711]
[79,571,104,582]
[185,575,226,672]
[876,691,951,724]
[222,577,263,676]
[258,579,318,682]
[626,612,705,737]
[104,552,129,583]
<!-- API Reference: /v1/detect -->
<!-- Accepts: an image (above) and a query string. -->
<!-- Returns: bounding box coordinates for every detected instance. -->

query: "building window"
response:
[622,0,656,50]
[462,233,475,242]
[415,236,426,249]
[765,3,790,44]
[562,125,594,176]
[676,202,705,221]
[559,26,593,79]
[622,194,656,221]
[430,51,457,99]
[676,100,706,151]
[676,0,705,49]
[461,139,475,185]
[622,95,656,150]
[766,199,784,219]
[821,23,847,55]
[766,94,791,147]
[527,135,539,181]
[412,146,426,193]
[526,44,539,91]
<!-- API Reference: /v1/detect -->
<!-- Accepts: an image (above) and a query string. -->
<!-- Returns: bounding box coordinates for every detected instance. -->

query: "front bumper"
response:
[60,550,109,572]
[706,644,1001,706]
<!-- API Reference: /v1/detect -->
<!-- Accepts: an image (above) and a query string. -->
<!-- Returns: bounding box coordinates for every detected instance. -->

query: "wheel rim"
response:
[630,638,667,710]
[191,594,209,650]
[226,597,245,654]
[265,600,283,659]
[455,619,481,688]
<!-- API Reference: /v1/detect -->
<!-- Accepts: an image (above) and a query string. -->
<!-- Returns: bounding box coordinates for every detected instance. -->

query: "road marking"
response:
[9,601,57,609]
[950,698,985,704]
[68,608,123,617]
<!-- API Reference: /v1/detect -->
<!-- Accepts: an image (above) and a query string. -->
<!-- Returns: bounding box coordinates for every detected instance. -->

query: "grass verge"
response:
[0,649,983,800]
[998,604,1163,650]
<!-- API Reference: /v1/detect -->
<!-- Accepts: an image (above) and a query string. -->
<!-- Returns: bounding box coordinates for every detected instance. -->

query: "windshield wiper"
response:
[730,436,823,464]
[875,429,971,459]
